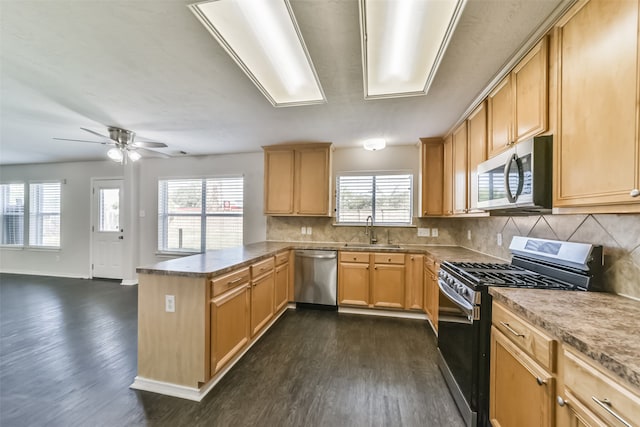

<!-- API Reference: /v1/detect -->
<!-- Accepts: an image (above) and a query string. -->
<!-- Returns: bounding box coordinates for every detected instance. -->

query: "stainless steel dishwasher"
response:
[294,250,337,308]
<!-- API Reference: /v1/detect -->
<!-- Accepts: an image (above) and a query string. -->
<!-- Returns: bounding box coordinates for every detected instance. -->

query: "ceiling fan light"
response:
[107,147,123,162]
[363,138,386,151]
[127,150,142,162]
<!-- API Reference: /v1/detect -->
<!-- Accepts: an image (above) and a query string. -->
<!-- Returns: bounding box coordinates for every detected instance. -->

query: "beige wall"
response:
[266,213,640,299]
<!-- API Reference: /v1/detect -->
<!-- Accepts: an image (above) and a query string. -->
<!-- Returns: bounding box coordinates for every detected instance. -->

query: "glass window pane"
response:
[336,176,373,223]
[0,183,25,246]
[206,216,243,250]
[29,182,61,247]
[374,175,412,224]
[99,188,120,232]
[166,216,201,251]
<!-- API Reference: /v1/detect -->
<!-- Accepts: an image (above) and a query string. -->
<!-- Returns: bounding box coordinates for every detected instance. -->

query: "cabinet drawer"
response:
[251,257,275,278]
[564,349,640,427]
[210,267,250,297]
[374,253,405,265]
[275,251,289,266]
[340,252,370,263]
[492,302,556,372]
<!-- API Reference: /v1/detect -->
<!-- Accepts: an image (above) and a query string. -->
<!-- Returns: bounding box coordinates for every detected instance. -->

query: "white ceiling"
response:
[0,0,566,165]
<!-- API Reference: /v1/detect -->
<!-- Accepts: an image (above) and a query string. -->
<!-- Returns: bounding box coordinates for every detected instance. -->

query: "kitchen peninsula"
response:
[131,241,501,401]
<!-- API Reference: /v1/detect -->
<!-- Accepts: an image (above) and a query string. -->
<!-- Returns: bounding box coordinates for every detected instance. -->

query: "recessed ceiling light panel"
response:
[359,0,466,99]
[189,0,326,107]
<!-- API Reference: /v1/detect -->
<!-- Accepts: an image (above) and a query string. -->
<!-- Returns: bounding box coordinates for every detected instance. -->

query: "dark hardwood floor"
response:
[0,273,464,426]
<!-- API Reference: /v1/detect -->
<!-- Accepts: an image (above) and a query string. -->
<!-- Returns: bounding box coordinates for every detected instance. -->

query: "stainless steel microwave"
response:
[476,135,553,213]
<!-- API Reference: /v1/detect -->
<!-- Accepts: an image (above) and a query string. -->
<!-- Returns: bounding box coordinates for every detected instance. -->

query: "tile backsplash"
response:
[267,214,640,299]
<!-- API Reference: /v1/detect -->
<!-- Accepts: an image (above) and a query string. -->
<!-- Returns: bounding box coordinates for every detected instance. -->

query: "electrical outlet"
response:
[467,230,472,240]
[165,295,175,313]
[431,228,439,238]
[497,233,503,246]
[307,226,312,235]
[301,226,306,235]
[417,228,430,237]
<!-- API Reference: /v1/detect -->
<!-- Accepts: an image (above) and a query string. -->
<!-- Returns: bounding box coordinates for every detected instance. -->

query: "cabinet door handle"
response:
[557,396,567,407]
[536,377,546,386]
[591,397,632,427]
[630,189,640,197]
[500,321,525,337]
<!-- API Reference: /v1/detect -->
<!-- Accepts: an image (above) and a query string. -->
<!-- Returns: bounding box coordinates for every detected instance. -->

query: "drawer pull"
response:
[228,277,243,285]
[536,377,546,386]
[388,258,391,262]
[353,257,357,260]
[557,396,567,407]
[591,396,632,427]
[500,321,525,338]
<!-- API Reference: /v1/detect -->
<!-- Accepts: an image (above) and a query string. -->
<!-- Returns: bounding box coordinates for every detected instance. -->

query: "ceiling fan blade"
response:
[132,141,168,148]
[80,127,111,140]
[53,137,110,145]
[135,147,171,158]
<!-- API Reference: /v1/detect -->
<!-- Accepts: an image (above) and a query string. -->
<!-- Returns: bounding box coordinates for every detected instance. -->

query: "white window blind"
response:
[336,173,412,225]
[0,183,25,246]
[158,177,243,252]
[29,182,61,247]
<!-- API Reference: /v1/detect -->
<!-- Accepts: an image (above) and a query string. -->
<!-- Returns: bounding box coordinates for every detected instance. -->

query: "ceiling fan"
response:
[54,126,170,163]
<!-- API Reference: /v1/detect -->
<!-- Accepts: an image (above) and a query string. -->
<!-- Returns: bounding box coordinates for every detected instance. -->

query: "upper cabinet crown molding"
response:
[263,143,333,216]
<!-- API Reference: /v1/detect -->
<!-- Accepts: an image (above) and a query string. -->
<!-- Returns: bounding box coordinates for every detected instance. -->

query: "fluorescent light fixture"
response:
[359,0,466,99]
[363,138,386,151]
[107,147,123,162]
[189,0,326,107]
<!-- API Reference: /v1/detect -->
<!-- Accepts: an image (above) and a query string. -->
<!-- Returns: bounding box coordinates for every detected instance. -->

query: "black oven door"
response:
[437,279,483,427]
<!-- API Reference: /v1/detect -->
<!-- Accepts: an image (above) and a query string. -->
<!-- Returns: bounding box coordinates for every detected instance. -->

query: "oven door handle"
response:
[438,279,475,320]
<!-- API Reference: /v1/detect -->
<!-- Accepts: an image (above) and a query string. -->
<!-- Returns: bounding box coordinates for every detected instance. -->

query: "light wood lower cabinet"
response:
[338,252,370,307]
[423,255,439,330]
[560,349,640,427]
[405,254,424,311]
[371,260,405,309]
[490,326,555,427]
[274,251,289,312]
[210,283,250,374]
[250,260,275,336]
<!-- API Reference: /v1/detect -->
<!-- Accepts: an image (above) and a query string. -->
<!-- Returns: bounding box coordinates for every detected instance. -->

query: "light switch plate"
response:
[431,228,439,237]
[301,227,306,235]
[307,227,312,235]
[497,233,503,246]
[467,230,472,240]
[417,228,430,237]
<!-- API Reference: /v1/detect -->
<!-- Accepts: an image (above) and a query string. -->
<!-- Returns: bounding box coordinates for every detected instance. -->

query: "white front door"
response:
[92,179,124,279]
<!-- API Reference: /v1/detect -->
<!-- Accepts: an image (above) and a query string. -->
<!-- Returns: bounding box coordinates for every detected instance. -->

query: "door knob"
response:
[118,236,124,240]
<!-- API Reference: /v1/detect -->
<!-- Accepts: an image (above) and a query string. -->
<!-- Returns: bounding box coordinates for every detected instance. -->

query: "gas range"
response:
[436,236,604,427]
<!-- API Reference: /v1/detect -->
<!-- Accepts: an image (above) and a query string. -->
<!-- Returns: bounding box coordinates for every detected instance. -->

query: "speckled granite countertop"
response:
[490,288,640,392]
[136,241,505,278]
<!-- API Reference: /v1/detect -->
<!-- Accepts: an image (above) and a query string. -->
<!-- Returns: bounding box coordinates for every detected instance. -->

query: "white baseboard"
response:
[131,305,291,401]
[120,279,138,286]
[0,269,89,279]
[338,306,428,320]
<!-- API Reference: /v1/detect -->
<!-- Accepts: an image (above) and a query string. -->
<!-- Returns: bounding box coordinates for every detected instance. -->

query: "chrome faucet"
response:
[365,215,377,244]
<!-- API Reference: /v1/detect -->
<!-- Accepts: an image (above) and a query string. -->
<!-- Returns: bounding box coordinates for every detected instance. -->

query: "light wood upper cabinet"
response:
[488,37,549,159]
[513,38,548,142]
[467,101,487,213]
[488,75,514,157]
[554,0,640,209]
[263,149,294,214]
[263,143,332,216]
[452,122,469,215]
[420,138,444,216]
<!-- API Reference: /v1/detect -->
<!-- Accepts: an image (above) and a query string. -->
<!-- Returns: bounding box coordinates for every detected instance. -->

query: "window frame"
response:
[335,171,414,226]
[157,175,244,254]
